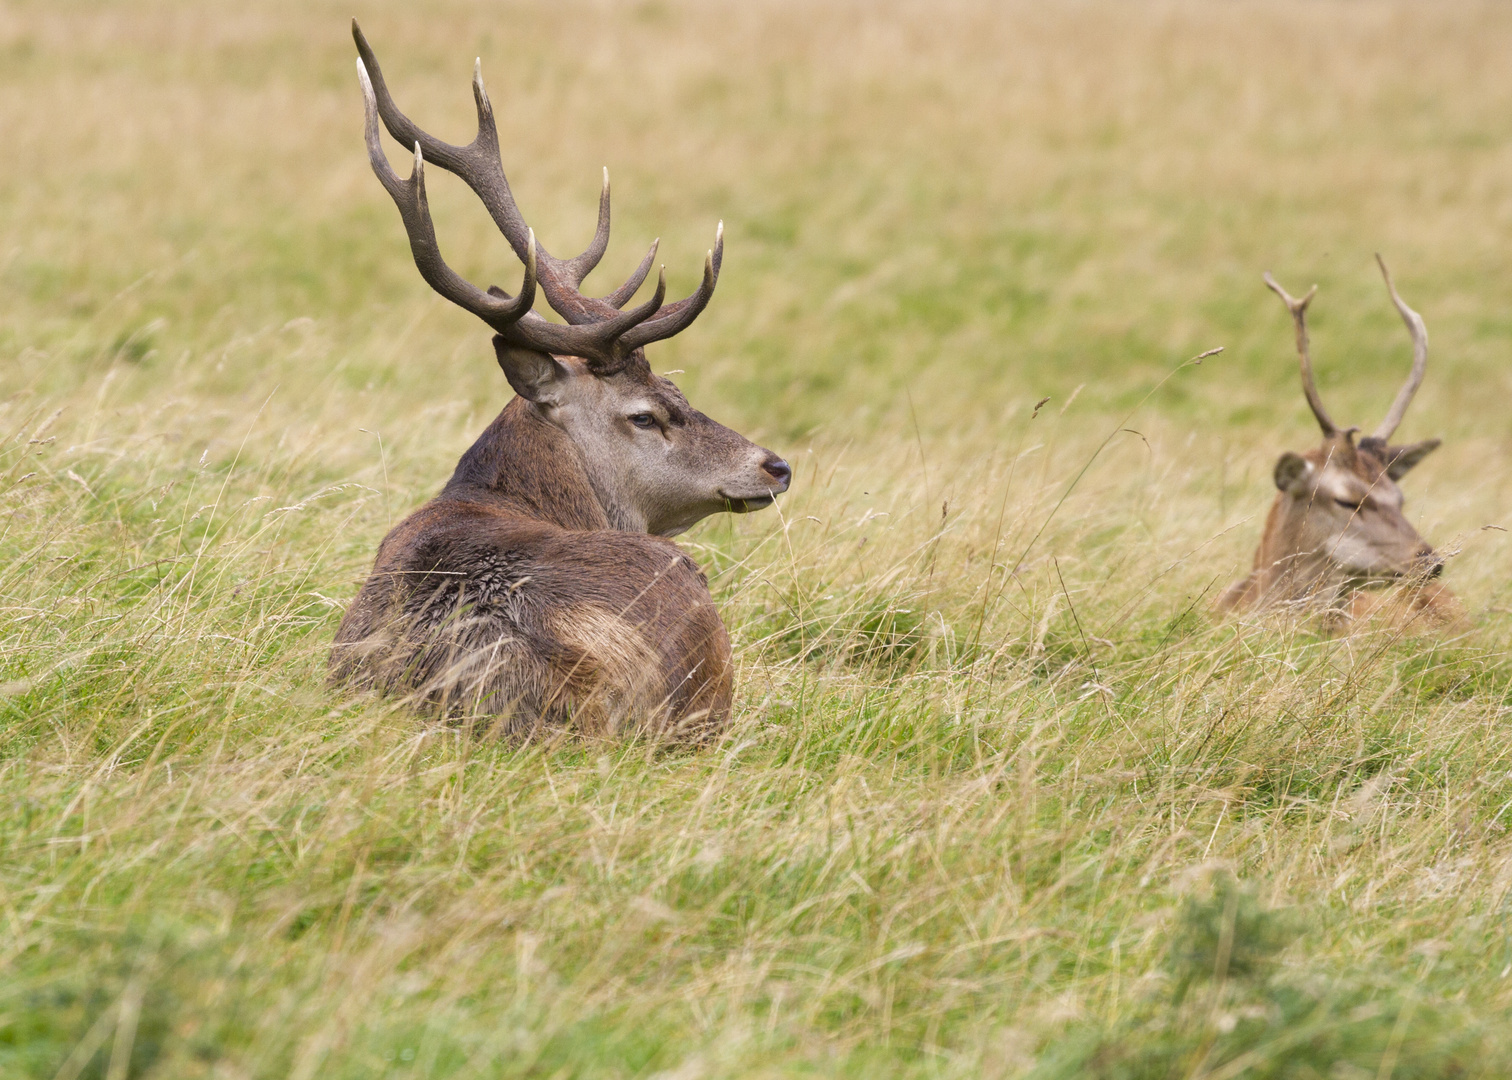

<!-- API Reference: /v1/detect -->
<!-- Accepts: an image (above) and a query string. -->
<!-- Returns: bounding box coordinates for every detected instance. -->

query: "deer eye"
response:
[628,413,658,430]
[1334,497,1363,511]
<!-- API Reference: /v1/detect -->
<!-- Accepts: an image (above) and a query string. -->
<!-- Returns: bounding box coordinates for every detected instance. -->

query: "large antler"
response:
[1263,271,1339,437]
[353,20,723,370]
[357,61,539,333]
[1371,254,1428,442]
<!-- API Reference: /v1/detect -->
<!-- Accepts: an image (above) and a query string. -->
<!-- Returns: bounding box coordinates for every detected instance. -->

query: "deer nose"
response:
[761,455,792,491]
[1416,546,1444,578]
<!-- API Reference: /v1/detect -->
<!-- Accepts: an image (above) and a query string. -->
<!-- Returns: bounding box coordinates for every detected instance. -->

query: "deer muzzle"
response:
[718,453,791,513]
[1415,546,1445,579]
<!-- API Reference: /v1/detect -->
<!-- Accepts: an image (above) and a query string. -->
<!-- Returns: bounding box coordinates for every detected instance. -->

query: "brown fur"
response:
[331,394,742,742]
[1221,261,1460,631]
[1218,433,1460,630]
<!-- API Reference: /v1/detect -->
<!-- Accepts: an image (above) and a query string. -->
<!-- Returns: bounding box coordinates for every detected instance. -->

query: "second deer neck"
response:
[442,397,627,532]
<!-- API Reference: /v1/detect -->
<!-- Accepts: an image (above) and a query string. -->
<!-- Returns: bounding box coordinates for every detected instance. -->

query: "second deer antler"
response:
[1263,271,1336,436]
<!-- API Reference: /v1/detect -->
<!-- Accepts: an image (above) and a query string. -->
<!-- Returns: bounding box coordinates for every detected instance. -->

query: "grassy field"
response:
[3,0,1512,1075]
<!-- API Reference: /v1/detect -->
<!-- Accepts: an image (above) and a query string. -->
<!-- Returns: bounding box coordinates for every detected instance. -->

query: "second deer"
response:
[1218,257,1458,627]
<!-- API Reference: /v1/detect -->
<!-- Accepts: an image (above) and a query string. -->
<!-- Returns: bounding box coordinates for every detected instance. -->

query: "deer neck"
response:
[442,397,616,531]
[1255,493,1346,602]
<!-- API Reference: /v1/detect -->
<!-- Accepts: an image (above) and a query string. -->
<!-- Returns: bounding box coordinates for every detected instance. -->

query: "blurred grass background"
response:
[3,0,1512,1076]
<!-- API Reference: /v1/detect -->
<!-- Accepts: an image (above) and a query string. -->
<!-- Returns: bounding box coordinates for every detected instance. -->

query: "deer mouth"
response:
[1346,573,1405,590]
[719,491,777,513]
[1346,565,1441,590]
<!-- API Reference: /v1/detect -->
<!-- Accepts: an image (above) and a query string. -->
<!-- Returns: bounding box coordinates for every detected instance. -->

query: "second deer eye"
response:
[629,413,658,430]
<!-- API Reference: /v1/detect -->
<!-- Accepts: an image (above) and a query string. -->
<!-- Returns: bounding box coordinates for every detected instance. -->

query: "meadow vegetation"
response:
[3,0,1512,1075]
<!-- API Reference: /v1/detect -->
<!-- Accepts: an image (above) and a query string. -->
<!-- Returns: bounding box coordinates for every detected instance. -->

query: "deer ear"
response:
[1274,452,1314,495]
[1383,438,1441,480]
[494,338,567,404]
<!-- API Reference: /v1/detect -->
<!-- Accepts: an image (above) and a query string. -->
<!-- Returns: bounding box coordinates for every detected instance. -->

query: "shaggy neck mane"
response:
[441,398,610,531]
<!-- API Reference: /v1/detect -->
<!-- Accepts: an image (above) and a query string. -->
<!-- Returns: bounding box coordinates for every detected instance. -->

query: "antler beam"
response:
[1372,254,1429,443]
[1264,271,1338,437]
[358,62,537,332]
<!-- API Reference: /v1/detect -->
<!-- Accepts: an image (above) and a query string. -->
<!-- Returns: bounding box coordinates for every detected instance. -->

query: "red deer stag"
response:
[330,24,791,739]
[1217,257,1458,627]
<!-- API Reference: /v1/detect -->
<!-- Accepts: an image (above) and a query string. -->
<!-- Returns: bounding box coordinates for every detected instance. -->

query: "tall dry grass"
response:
[2,0,1512,1076]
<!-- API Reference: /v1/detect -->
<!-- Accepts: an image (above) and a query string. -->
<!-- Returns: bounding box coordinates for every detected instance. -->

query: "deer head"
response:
[353,22,789,537]
[1219,257,1450,618]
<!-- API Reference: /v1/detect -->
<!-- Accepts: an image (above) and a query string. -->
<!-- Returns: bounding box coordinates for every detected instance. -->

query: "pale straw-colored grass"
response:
[2,0,1511,1076]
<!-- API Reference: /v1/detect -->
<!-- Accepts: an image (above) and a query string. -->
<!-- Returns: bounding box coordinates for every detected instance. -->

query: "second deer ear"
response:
[1274,452,1315,495]
[1383,438,1441,480]
[494,339,568,404]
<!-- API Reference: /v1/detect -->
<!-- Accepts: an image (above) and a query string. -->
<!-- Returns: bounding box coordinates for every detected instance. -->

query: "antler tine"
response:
[1372,254,1429,442]
[559,170,662,310]
[358,59,535,331]
[354,23,518,248]
[559,167,613,288]
[592,263,669,341]
[620,222,724,351]
[1263,271,1338,437]
[602,238,660,309]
